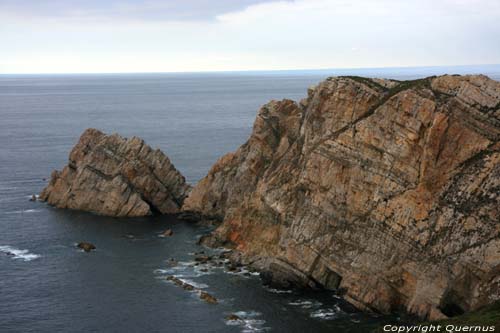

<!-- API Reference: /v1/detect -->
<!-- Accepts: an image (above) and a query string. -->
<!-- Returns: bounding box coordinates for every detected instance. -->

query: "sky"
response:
[0,0,499,74]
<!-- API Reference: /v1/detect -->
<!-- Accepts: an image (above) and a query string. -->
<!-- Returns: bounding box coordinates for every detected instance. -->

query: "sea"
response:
[1,65,499,333]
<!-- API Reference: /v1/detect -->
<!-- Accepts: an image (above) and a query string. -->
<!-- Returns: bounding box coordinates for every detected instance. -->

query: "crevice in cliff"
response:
[439,290,466,317]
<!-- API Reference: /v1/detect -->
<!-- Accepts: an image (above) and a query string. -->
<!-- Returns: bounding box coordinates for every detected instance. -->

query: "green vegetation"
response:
[339,75,388,91]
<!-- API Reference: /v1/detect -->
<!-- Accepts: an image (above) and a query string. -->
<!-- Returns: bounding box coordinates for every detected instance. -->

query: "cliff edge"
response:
[183,75,500,319]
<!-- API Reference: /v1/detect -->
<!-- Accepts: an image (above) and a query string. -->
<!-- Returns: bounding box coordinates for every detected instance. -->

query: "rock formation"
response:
[77,242,96,252]
[40,128,190,217]
[183,75,500,319]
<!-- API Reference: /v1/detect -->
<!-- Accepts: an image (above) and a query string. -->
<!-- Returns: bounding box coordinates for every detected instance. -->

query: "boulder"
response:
[194,255,211,263]
[182,283,195,291]
[225,314,242,321]
[160,229,173,237]
[199,291,218,304]
[77,242,96,252]
[40,128,190,217]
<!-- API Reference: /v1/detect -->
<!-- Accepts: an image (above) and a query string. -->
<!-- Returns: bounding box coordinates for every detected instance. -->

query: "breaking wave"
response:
[0,245,41,261]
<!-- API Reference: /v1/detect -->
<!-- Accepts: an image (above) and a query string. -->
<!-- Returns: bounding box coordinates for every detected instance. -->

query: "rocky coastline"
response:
[40,74,500,320]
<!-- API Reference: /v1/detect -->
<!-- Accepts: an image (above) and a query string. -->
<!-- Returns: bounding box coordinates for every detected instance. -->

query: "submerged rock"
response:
[39,128,190,217]
[160,229,173,237]
[182,283,195,291]
[77,242,96,252]
[166,275,184,287]
[199,291,218,304]
[225,314,242,321]
[29,195,37,202]
[194,255,211,263]
[183,75,500,319]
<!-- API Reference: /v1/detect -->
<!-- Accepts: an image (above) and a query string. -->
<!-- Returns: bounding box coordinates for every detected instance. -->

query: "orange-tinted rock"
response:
[40,129,190,217]
[183,75,500,319]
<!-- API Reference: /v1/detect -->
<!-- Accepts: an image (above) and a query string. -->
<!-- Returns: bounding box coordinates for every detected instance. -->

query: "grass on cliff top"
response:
[338,75,436,92]
[337,76,388,91]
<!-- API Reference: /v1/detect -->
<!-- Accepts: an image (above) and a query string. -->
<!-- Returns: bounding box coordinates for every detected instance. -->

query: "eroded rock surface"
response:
[40,128,190,217]
[183,75,500,319]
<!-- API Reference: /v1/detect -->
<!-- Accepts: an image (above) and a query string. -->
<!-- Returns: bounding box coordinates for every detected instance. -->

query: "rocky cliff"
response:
[183,75,500,319]
[40,128,190,217]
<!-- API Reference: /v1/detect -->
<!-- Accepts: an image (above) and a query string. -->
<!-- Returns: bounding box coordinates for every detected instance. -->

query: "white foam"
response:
[310,305,342,320]
[0,245,41,262]
[5,209,41,214]
[179,278,208,289]
[288,300,322,309]
[193,266,213,276]
[225,311,270,332]
[265,287,292,294]
[236,311,260,317]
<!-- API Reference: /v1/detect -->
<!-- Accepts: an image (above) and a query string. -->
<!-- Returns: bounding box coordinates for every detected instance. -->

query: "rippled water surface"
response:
[1,67,498,332]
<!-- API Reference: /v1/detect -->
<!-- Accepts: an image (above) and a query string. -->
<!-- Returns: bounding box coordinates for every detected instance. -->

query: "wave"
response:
[0,245,41,262]
[5,209,41,214]
[178,278,208,289]
[310,305,343,320]
[225,311,270,332]
[265,287,293,294]
[288,300,322,309]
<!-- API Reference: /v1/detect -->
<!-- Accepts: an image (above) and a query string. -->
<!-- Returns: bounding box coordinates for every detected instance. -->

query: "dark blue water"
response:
[1,67,499,332]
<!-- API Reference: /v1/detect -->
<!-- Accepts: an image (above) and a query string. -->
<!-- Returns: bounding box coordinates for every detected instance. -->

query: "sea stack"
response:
[183,75,500,319]
[40,128,190,217]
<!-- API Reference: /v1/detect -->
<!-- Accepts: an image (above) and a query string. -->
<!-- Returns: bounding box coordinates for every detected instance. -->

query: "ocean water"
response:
[1,66,499,332]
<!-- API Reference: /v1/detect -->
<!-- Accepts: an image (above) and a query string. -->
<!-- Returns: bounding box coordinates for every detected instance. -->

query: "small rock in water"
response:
[225,314,242,321]
[166,275,184,286]
[182,283,195,291]
[200,291,218,304]
[29,195,37,202]
[77,242,96,252]
[160,229,173,237]
[195,255,211,263]
[219,251,232,259]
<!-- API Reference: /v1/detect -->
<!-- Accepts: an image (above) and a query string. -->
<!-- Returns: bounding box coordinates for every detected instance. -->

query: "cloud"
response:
[0,0,286,22]
[0,0,499,73]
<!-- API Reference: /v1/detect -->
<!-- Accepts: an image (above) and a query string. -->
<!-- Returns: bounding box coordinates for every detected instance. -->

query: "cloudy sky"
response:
[1,0,499,73]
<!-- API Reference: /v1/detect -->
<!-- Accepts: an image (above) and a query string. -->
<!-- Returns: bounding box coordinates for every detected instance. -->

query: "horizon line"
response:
[1,63,500,76]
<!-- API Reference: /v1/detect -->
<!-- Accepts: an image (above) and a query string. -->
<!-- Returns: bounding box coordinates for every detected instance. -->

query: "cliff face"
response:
[183,75,500,319]
[40,128,190,217]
